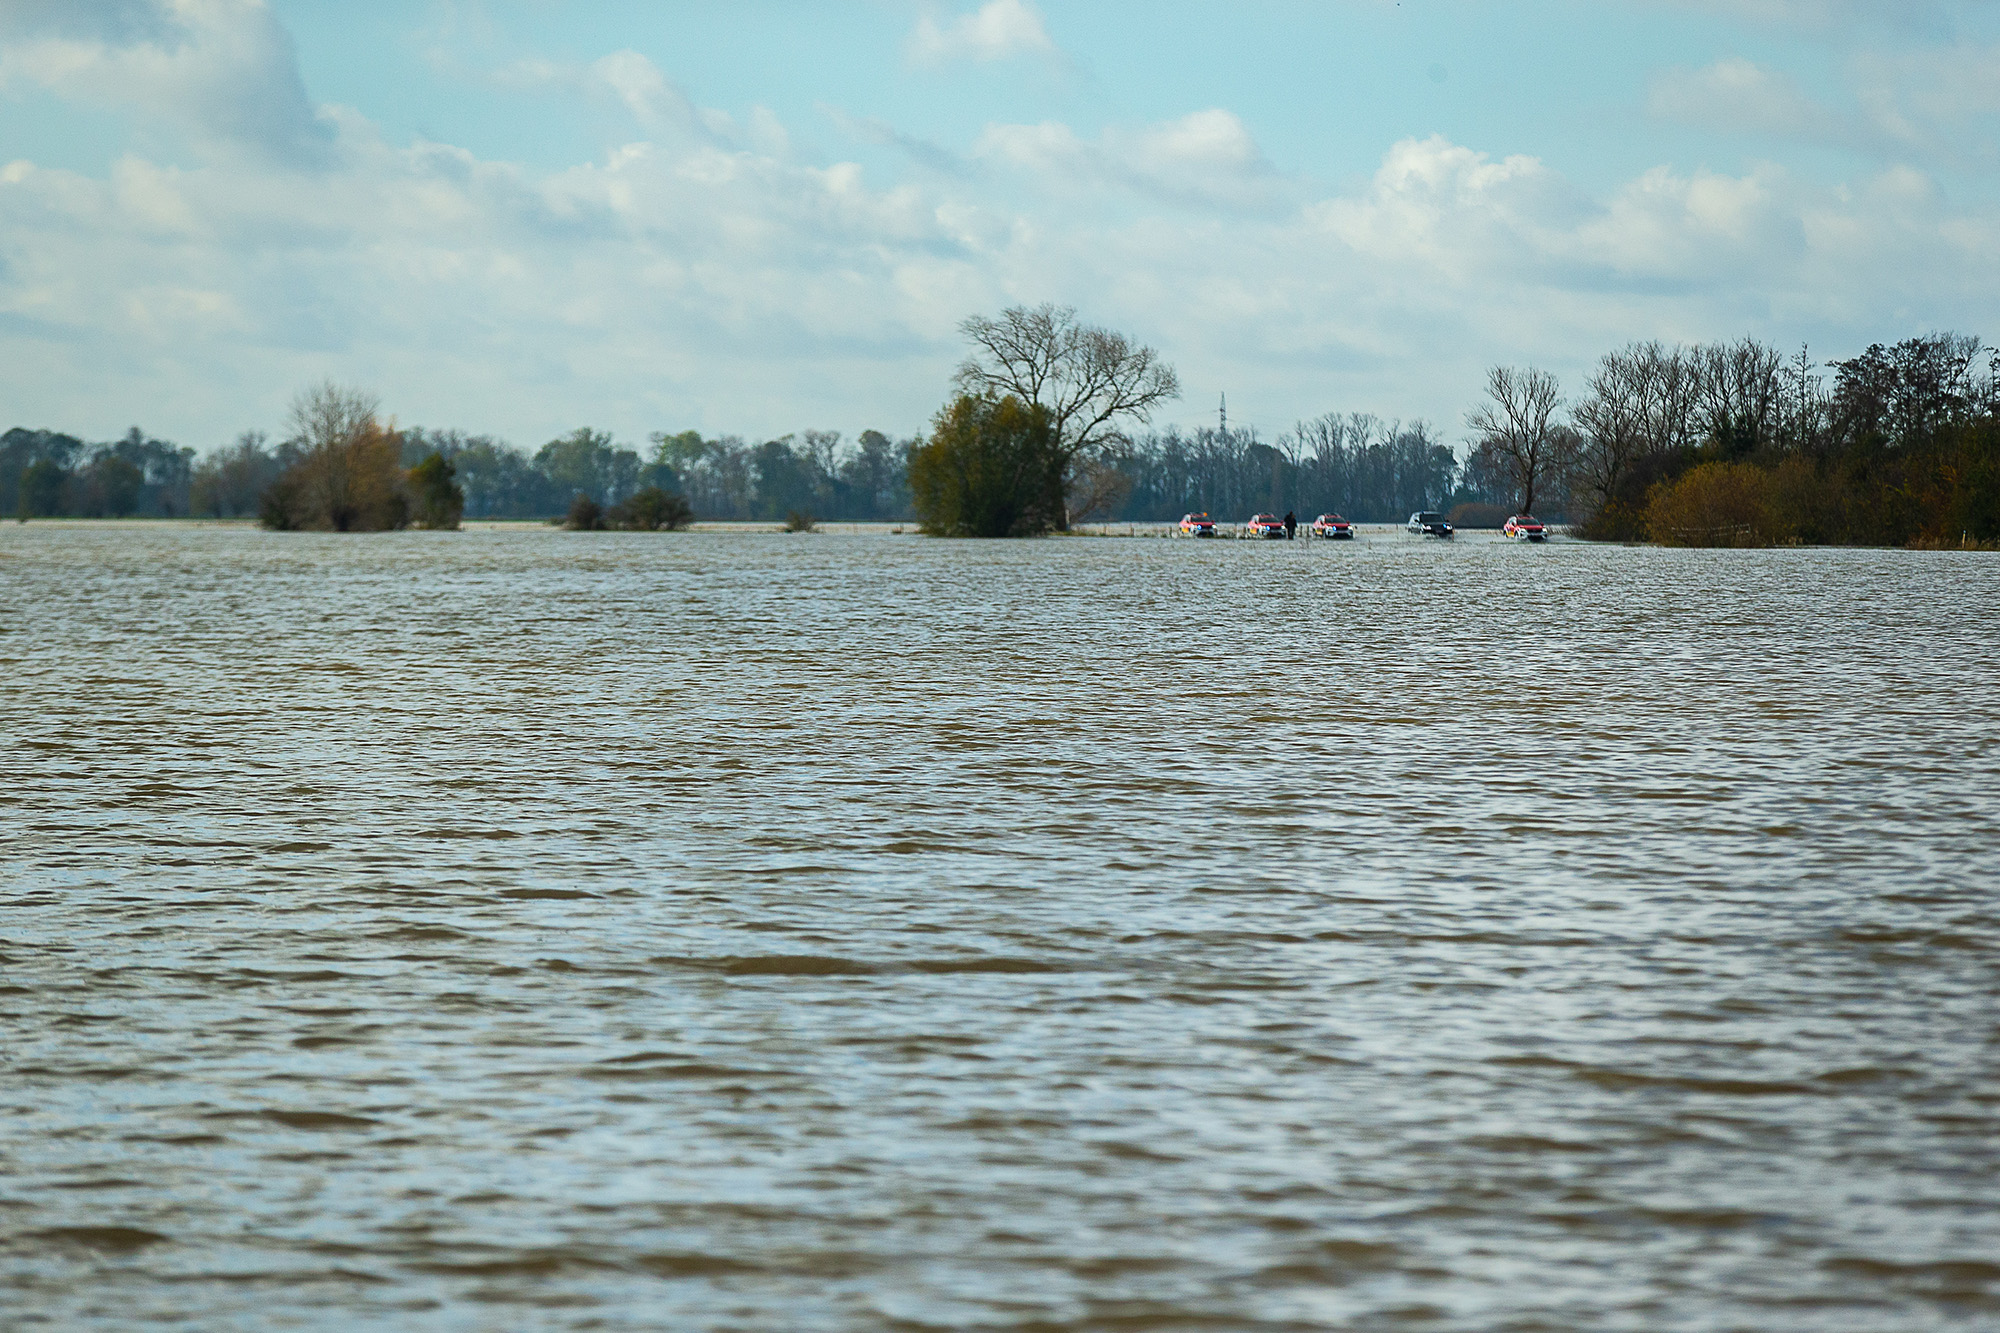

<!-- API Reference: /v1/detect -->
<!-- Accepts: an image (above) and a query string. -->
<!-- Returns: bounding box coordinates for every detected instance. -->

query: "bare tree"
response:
[284,381,382,527]
[953,304,1178,524]
[1777,343,1828,455]
[1690,337,1783,458]
[1066,455,1134,524]
[800,429,842,481]
[1465,365,1562,514]
[265,381,405,531]
[191,430,278,518]
[289,380,379,456]
[1571,357,1647,517]
[1569,341,1698,521]
[1641,341,1704,456]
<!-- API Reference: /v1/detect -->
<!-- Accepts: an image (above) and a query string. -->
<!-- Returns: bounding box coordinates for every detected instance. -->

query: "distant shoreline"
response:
[11,516,1998,550]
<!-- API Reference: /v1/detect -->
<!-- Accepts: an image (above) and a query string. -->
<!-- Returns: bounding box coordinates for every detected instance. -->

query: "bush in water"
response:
[606,486,692,531]
[407,451,464,530]
[259,384,409,532]
[908,394,1063,538]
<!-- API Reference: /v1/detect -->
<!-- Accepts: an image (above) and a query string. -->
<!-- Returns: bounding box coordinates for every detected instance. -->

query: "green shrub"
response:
[630,486,693,530]
[407,451,464,530]
[908,394,1062,537]
[602,486,692,530]
[564,493,605,530]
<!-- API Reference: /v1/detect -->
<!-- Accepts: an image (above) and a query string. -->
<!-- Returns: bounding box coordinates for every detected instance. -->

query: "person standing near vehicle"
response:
[1283,510,1297,540]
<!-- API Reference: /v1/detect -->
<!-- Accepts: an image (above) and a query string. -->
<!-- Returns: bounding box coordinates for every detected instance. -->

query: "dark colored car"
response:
[1407,511,1454,538]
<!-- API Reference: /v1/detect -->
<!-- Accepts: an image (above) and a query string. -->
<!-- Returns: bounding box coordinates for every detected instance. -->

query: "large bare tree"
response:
[1465,365,1563,515]
[953,304,1178,524]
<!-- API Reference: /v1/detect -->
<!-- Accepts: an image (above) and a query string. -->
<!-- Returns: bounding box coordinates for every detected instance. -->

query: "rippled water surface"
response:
[4,521,1998,1331]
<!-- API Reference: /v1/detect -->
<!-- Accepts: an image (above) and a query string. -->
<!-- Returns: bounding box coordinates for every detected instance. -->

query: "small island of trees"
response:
[256,383,459,532]
[910,304,1180,537]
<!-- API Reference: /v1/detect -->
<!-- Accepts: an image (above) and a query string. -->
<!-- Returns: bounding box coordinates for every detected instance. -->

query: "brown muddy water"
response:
[2,521,1997,1331]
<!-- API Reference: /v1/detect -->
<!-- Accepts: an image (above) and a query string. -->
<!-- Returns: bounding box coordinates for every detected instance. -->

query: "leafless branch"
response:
[954,304,1180,464]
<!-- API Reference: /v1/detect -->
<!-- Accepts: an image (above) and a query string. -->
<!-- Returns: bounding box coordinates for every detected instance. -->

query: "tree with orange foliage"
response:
[260,382,410,531]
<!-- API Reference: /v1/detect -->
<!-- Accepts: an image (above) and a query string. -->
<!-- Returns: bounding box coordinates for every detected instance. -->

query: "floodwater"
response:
[3,521,1997,1332]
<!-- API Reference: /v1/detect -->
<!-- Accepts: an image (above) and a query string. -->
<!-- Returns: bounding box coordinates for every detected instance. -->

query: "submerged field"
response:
[3,522,1997,1331]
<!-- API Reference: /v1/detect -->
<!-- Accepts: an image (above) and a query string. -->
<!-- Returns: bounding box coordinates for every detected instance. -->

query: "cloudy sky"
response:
[3,1,1998,453]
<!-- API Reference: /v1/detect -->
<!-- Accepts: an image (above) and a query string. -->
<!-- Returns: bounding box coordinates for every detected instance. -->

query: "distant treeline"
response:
[1,422,922,524]
[383,426,921,523]
[10,328,1994,544]
[1088,330,2000,541]
[1089,417,1484,523]
[1,417,1494,526]
[3,428,196,519]
[407,418,1487,526]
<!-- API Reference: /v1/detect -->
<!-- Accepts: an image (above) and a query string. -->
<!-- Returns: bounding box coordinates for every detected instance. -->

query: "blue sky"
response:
[3,1,1998,452]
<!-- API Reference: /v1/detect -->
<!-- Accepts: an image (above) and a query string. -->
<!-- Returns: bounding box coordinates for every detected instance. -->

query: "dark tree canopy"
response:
[408,451,465,530]
[1563,332,1999,545]
[908,394,1063,538]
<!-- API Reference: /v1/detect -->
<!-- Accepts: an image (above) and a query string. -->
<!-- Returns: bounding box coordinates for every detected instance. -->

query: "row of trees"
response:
[911,308,1997,545]
[1093,415,1471,523]
[2,428,197,519]
[8,401,1489,533]
[649,428,912,523]
[167,422,918,524]
[12,313,1993,545]
[1466,333,1999,545]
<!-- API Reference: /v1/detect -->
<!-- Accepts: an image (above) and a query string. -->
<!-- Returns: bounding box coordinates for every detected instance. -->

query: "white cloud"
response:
[906,0,1057,67]
[1309,135,1594,288]
[1649,48,2000,169]
[0,0,331,165]
[3,7,1999,450]
[976,109,1282,211]
[1649,58,1833,139]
